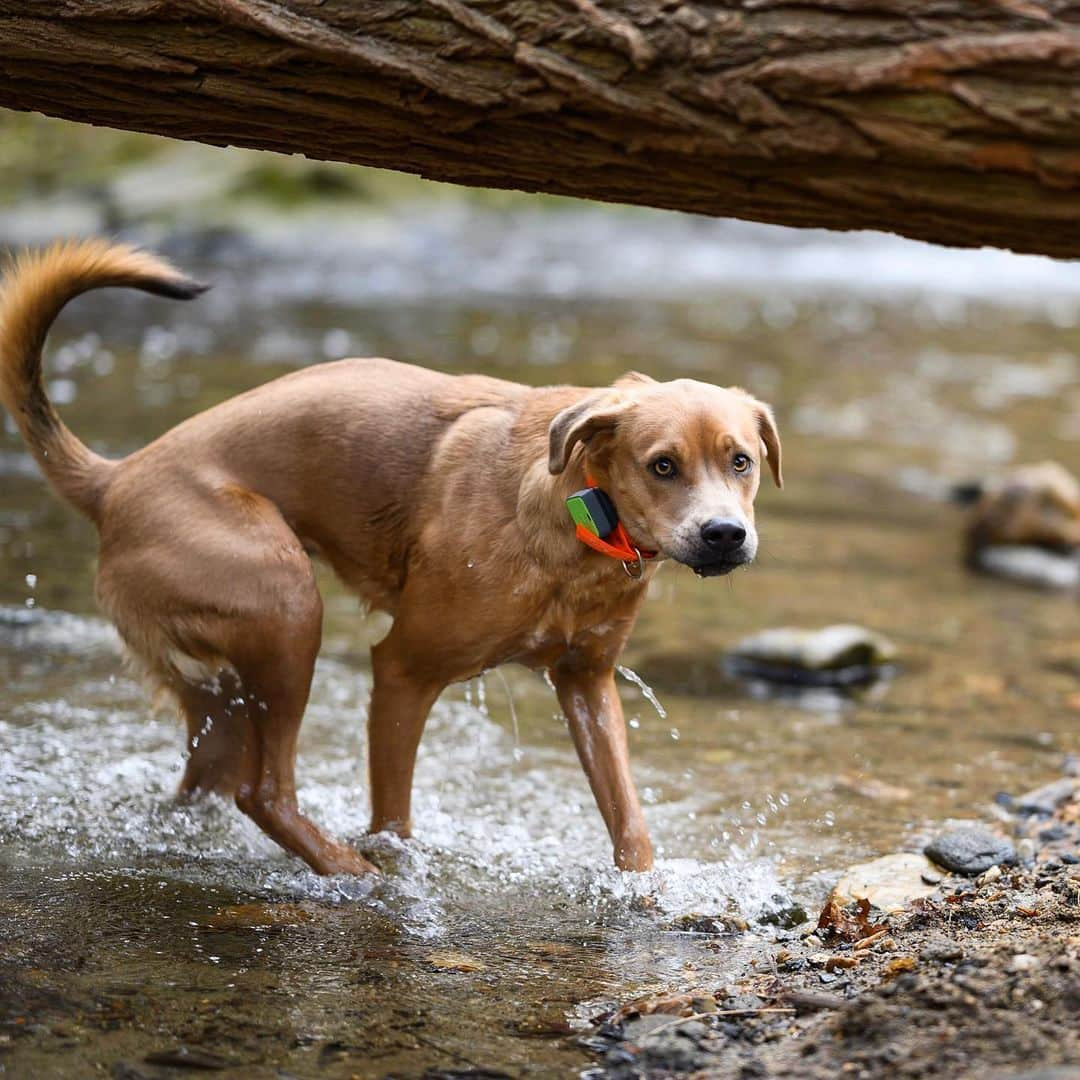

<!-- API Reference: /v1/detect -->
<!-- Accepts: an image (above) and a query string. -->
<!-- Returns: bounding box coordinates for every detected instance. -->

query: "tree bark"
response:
[3,2,1080,256]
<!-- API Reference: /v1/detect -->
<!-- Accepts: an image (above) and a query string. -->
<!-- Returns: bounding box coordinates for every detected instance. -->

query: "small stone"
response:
[426,949,487,972]
[622,1014,677,1041]
[145,1047,232,1070]
[976,865,1002,886]
[1018,838,1037,864]
[920,940,964,963]
[925,826,1017,876]
[1014,778,1079,817]
[782,990,844,1014]
[883,956,917,977]
[670,913,747,935]
[1009,953,1040,973]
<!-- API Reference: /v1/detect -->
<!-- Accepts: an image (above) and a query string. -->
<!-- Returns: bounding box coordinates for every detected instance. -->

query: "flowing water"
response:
[1,208,1078,1078]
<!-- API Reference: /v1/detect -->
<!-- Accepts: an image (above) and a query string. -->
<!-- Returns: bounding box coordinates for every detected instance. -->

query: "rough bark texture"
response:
[4,2,1080,255]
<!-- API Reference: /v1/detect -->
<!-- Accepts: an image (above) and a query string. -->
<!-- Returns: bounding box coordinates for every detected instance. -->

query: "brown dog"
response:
[960,461,1080,565]
[0,240,781,876]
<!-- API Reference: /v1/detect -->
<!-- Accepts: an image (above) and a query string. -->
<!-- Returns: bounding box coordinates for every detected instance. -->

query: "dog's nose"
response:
[700,518,746,552]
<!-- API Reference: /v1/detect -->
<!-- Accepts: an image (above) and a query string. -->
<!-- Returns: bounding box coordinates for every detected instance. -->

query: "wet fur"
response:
[0,239,781,876]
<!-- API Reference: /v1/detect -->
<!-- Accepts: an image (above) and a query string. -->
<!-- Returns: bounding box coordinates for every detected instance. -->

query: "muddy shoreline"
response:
[584,777,1080,1080]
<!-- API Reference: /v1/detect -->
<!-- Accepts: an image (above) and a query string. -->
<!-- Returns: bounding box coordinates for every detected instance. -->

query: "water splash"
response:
[615,664,667,720]
[0,606,792,938]
[494,667,523,762]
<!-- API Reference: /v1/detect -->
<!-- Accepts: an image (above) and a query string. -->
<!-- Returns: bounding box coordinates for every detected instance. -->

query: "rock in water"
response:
[1013,777,1080,817]
[725,624,897,686]
[974,545,1079,591]
[925,826,1017,876]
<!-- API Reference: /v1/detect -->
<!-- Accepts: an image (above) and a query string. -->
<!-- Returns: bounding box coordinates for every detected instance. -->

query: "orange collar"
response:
[575,473,658,578]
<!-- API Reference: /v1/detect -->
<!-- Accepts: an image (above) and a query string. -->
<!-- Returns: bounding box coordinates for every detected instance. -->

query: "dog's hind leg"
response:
[175,677,248,801]
[99,486,378,876]
[230,619,379,877]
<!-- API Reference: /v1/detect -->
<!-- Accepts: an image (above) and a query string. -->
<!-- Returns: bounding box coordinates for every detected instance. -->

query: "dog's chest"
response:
[492,581,642,670]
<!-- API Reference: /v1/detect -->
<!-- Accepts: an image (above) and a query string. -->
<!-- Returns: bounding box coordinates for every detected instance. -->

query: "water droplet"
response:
[616,665,667,719]
[24,573,37,589]
[669,728,680,741]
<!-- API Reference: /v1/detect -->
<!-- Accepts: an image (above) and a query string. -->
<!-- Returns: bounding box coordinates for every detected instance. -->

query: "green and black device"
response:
[566,487,619,539]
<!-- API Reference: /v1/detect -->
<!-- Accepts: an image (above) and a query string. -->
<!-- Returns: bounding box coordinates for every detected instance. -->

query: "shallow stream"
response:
[1,210,1077,1077]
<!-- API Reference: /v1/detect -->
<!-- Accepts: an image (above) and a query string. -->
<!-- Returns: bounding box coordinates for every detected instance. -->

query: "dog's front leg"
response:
[551,658,653,872]
[367,633,444,838]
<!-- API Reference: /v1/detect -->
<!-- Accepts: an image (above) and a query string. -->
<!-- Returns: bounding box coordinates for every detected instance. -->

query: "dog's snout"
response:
[700,518,746,552]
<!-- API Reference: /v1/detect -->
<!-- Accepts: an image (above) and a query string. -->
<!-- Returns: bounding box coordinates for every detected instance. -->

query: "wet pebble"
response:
[669,913,748,935]
[924,826,1017,876]
[144,1045,233,1070]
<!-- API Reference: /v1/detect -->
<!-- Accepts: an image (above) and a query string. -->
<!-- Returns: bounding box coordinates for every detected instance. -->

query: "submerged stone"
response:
[725,624,898,686]
[975,546,1079,591]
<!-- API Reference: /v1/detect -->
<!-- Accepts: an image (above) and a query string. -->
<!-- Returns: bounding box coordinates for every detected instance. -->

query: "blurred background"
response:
[0,109,1077,1075]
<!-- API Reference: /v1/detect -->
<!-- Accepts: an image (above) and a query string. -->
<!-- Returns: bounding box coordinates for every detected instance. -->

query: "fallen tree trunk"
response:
[3,2,1080,256]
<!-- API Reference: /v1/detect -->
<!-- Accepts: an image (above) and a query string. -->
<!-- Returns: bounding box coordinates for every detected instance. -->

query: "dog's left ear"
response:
[548,391,631,475]
[756,401,783,489]
[731,387,782,488]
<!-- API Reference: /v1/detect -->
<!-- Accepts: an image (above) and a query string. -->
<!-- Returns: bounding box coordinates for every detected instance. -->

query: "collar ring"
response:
[622,548,645,579]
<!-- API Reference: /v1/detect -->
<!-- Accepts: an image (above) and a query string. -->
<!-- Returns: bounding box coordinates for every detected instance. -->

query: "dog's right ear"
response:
[548,391,632,475]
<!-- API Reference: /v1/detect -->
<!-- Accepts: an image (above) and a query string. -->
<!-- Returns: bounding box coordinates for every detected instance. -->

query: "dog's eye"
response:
[651,457,677,479]
[732,454,753,474]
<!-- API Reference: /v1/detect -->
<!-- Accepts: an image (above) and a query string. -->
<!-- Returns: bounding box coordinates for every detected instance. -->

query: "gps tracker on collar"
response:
[566,487,619,539]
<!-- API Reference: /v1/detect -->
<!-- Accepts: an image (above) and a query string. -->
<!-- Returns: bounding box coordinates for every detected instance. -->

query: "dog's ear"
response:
[728,387,782,488]
[755,401,783,489]
[615,370,656,388]
[548,391,631,475]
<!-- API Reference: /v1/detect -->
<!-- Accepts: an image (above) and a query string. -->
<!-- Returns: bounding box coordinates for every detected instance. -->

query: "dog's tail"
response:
[0,238,207,522]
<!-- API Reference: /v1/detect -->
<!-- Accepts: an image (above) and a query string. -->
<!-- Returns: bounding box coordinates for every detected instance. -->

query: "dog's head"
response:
[548,374,782,576]
[957,460,1080,558]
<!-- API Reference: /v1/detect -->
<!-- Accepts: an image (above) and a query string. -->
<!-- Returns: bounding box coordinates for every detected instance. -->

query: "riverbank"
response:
[585,773,1080,1080]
